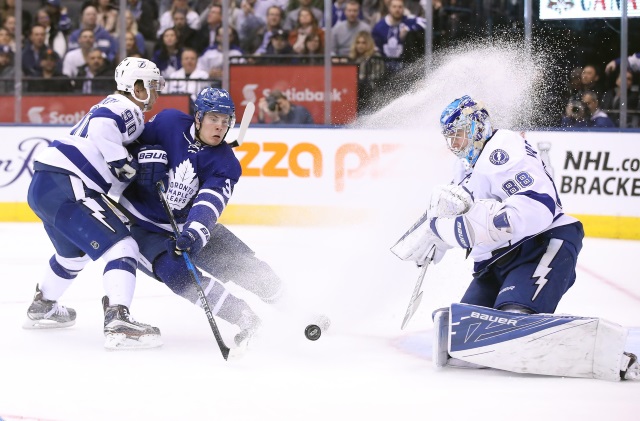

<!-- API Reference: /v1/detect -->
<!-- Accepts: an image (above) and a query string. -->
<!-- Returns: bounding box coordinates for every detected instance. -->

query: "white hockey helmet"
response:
[115,57,165,111]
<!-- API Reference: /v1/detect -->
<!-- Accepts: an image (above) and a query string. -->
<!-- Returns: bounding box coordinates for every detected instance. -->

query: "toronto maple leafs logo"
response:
[166,159,200,210]
[547,0,575,14]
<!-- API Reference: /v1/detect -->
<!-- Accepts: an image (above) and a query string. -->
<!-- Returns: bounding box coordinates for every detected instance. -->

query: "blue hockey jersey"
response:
[120,108,241,236]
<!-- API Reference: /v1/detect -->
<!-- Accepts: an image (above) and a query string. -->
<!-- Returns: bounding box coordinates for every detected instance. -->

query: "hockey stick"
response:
[401,245,436,330]
[156,181,231,360]
[228,102,255,148]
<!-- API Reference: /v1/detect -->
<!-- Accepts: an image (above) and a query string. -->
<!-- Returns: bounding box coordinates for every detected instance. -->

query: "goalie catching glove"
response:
[391,184,513,265]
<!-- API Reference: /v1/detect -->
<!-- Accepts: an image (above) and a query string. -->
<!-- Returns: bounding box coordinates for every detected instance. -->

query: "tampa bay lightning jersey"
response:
[120,108,241,235]
[34,94,145,195]
[453,129,578,266]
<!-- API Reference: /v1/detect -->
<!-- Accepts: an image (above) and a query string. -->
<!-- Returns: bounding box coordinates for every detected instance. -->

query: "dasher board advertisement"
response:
[229,64,358,125]
[0,95,191,124]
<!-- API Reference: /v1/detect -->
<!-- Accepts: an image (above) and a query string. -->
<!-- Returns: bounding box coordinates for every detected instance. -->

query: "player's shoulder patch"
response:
[489,149,509,165]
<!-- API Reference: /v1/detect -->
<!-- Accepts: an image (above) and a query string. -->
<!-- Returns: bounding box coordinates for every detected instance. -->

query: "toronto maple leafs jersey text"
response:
[120,108,241,235]
[33,94,145,195]
[453,129,578,267]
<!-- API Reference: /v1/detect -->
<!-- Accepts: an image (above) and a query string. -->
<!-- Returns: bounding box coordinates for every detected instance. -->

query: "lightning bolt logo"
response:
[531,239,563,301]
[82,198,115,232]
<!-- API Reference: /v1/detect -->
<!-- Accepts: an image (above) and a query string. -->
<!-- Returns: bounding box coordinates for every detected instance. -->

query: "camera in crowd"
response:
[566,99,586,120]
[267,94,279,111]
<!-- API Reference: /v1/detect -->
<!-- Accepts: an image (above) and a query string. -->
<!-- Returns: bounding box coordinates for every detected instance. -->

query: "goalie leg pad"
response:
[447,303,628,381]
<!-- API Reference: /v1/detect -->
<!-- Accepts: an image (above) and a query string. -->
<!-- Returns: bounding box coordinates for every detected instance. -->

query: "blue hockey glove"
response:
[167,224,210,256]
[136,145,168,189]
[108,153,138,182]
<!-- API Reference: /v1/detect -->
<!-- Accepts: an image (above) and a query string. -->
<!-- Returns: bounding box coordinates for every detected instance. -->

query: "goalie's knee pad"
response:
[446,303,629,381]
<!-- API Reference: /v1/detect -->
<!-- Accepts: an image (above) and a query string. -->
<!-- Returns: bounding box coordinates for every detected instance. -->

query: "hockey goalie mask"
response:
[194,87,236,143]
[440,95,492,166]
[115,57,165,112]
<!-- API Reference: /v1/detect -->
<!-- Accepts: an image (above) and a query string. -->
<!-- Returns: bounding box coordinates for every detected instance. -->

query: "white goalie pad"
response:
[390,210,450,265]
[441,303,628,381]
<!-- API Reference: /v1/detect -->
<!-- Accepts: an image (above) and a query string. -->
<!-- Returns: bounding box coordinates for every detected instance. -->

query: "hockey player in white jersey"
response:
[25,57,166,350]
[391,95,639,381]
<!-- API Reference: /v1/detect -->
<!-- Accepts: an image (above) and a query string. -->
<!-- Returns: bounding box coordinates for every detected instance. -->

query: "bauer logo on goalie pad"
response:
[470,311,517,326]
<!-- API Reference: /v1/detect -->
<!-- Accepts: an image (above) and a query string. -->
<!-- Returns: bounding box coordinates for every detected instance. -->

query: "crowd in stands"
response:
[0,0,638,127]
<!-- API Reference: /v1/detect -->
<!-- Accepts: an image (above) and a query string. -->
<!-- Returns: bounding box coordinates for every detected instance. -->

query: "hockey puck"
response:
[304,324,321,341]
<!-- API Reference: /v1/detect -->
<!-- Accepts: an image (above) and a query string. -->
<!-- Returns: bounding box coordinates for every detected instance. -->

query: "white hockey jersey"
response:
[453,129,578,265]
[34,94,145,195]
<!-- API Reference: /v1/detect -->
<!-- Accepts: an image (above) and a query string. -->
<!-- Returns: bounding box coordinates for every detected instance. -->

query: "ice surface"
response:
[0,223,638,421]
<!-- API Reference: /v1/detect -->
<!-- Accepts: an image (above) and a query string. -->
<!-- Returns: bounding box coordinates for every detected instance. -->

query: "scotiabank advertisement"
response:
[0,95,190,124]
[229,65,358,125]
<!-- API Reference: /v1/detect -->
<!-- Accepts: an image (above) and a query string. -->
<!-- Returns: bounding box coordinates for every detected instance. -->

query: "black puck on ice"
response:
[304,324,321,341]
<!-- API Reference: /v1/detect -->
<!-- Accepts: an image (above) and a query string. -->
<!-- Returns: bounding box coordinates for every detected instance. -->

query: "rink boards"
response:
[0,126,638,239]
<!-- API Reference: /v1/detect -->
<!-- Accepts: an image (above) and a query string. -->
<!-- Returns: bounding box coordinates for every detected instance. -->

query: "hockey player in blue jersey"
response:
[391,95,639,381]
[120,87,280,348]
[25,57,165,350]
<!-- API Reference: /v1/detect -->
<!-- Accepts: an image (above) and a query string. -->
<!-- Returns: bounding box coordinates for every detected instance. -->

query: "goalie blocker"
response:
[433,303,639,381]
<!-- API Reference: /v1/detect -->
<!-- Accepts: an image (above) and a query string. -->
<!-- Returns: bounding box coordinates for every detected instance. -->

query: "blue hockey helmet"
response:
[439,95,492,166]
[194,87,236,140]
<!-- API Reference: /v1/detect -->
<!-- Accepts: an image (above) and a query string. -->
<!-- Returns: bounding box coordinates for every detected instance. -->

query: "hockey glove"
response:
[429,184,474,217]
[136,145,168,189]
[391,211,452,266]
[108,153,138,182]
[166,222,210,257]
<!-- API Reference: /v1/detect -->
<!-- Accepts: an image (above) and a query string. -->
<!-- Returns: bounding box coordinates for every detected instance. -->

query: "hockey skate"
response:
[621,352,640,380]
[23,284,76,329]
[102,296,162,350]
[228,310,261,359]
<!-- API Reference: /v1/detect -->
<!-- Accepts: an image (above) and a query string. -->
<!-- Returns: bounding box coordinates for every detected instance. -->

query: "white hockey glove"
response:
[431,199,513,249]
[429,184,474,217]
[390,211,452,266]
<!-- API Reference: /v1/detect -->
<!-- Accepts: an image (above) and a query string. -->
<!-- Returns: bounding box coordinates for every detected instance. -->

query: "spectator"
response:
[0,44,13,93]
[62,28,95,78]
[152,28,182,77]
[563,66,583,103]
[197,26,244,80]
[74,48,114,94]
[126,0,158,41]
[67,5,118,62]
[167,48,210,102]
[298,32,323,64]
[284,0,323,31]
[601,71,640,127]
[238,0,265,55]
[172,9,198,51]
[26,48,73,93]
[371,0,424,70]
[0,27,14,52]
[198,0,242,31]
[253,0,287,23]
[582,90,615,128]
[579,64,603,100]
[38,1,72,57]
[113,10,146,58]
[23,25,60,76]
[560,99,588,128]
[193,3,222,54]
[348,30,384,113]
[254,5,284,55]
[1,0,31,38]
[605,52,640,75]
[257,89,314,124]
[332,0,371,57]
[92,0,119,35]
[157,0,200,38]
[289,7,325,54]
[260,28,296,63]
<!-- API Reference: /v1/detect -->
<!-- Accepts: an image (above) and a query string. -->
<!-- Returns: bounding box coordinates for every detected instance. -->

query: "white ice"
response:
[0,222,639,421]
